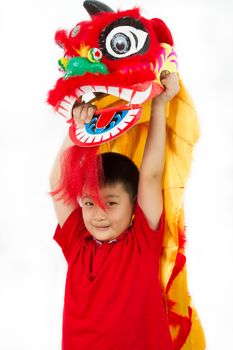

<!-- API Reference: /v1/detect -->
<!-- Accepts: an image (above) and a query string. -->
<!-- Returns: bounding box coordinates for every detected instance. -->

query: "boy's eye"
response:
[106,201,117,206]
[84,201,94,206]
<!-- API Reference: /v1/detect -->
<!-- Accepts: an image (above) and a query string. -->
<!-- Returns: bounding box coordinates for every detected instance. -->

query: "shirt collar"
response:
[84,229,130,246]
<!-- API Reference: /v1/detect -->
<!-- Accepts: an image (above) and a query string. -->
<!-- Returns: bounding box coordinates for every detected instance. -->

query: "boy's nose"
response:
[93,206,107,221]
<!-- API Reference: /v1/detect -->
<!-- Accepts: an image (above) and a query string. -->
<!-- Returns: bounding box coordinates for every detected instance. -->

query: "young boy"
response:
[50,72,180,349]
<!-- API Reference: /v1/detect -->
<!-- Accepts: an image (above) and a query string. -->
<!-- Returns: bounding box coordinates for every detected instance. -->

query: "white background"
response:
[0,0,233,349]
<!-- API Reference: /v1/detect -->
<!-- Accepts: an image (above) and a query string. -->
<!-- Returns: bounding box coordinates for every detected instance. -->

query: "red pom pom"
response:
[51,145,104,206]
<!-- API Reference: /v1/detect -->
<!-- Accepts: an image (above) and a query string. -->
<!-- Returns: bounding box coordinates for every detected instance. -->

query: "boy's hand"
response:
[154,71,180,105]
[73,102,97,128]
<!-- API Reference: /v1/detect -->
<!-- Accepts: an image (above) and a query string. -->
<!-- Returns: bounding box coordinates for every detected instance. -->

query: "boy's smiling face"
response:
[81,182,134,242]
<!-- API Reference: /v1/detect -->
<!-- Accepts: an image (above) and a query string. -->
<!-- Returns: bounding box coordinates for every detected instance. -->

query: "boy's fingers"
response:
[72,102,97,128]
[160,70,170,81]
[79,103,96,127]
[162,72,178,87]
[80,103,89,121]
[77,118,85,128]
[73,103,84,121]
[86,105,97,123]
[72,103,85,128]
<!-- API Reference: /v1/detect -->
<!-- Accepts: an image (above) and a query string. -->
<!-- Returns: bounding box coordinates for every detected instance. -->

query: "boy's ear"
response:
[78,197,83,207]
[150,18,174,46]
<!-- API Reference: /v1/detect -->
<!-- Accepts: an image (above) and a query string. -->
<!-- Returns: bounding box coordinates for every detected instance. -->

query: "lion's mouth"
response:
[55,81,161,146]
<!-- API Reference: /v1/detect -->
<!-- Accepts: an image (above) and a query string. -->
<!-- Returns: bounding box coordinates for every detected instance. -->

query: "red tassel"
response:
[51,145,103,205]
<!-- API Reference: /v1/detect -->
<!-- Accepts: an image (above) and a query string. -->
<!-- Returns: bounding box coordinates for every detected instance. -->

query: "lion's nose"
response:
[59,47,108,79]
[66,57,108,78]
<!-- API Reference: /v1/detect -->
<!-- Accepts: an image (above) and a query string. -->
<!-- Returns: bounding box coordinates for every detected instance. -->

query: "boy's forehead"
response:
[82,183,125,198]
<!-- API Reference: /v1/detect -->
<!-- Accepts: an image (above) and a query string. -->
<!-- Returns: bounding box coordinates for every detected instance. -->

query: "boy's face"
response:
[81,183,134,242]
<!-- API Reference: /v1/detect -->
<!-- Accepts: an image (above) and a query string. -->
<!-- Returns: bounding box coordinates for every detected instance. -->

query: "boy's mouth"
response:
[94,225,110,230]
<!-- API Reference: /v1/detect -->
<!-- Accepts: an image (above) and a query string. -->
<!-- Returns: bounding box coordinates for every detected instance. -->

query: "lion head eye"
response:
[111,33,131,55]
[99,17,149,60]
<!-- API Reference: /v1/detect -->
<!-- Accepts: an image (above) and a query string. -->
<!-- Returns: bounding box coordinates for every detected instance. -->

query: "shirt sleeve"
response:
[53,206,85,262]
[132,202,165,251]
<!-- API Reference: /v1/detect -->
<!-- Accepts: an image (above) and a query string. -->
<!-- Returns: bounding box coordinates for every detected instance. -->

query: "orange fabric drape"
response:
[97,79,206,349]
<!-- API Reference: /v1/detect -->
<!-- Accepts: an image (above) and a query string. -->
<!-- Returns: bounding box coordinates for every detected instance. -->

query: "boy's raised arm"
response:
[50,102,96,227]
[138,72,180,230]
[50,133,76,227]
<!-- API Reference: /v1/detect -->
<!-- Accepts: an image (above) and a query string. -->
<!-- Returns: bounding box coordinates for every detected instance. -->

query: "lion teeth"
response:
[76,130,86,140]
[110,128,120,136]
[93,86,107,93]
[63,96,76,105]
[57,96,76,119]
[92,134,103,142]
[130,84,152,104]
[124,114,134,122]
[60,100,72,111]
[102,131,111,141]
[107,86,120,98]
[58,84,150,121]
[79,86,95,94]
[75,88,83,98]
[85,135,95,143]
[117,121,128,130]
[120,88,133,102]
[73,85,151,105]
[57,108,69,119]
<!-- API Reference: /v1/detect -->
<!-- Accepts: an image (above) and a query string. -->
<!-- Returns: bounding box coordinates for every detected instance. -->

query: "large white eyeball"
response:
[105,26,148,58]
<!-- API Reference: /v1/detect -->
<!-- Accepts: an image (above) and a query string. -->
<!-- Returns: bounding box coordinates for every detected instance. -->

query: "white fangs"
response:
[79,86,96,102]
[130,84,152,104]
[93,86,107,94]
[56,84,151,120]
[120,88,133,101]
[57,96,77,119]
[107,86,120,97]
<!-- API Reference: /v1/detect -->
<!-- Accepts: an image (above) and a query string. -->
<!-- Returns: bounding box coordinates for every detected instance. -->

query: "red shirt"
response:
[54,203,174,350]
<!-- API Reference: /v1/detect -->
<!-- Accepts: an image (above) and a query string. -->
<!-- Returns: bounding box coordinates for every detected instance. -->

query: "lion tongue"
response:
[96,109,114,129]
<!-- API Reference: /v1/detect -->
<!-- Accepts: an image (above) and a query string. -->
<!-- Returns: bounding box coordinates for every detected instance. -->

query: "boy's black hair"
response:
[100,152,139,202]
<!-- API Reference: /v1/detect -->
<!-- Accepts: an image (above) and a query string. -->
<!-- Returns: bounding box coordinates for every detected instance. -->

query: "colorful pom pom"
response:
[87,48,103,63]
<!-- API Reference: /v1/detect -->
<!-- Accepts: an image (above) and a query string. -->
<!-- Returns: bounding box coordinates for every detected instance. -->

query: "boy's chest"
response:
[63,237,163,338]
[67,238,159,288]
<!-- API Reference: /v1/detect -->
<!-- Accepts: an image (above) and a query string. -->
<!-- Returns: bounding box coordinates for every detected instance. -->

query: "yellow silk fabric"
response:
[96,80,206,349]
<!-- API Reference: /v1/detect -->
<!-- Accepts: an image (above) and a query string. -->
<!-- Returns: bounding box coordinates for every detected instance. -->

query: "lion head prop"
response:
[48,0,177,146]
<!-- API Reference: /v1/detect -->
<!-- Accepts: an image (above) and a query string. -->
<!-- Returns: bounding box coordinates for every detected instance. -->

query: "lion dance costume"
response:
[48,1,206,349]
